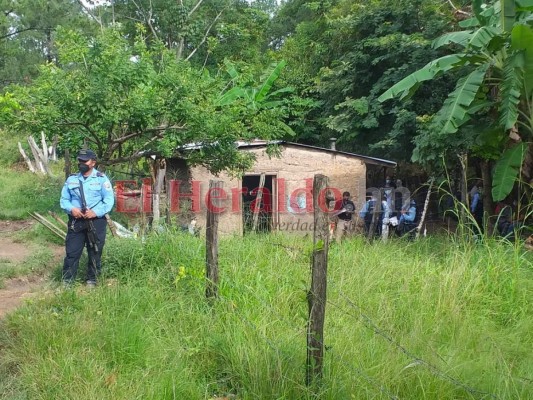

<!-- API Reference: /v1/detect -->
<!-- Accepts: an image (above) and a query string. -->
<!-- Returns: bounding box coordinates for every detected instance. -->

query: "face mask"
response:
[78,163,90,174]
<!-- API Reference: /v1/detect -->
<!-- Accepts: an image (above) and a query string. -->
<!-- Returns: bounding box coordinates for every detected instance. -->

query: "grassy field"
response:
[1,129,532,399]
[1,231,532,399]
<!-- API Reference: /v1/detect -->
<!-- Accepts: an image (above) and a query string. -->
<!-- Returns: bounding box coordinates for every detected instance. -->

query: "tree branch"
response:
[110,124,186,146]
[76,0,103,28]
[0,27,39,40]
[102,134,166,165]
[186,9,224,61]
[132,0,159,41]
[188,0,205,17]
[57,120,96,135]
[446,0,471,16]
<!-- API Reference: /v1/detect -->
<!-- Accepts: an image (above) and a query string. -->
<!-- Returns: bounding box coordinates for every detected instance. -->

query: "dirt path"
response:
[0,220,63,319]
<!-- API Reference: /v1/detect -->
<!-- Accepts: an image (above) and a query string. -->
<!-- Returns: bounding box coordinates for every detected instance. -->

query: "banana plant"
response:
[378,0,533,201]
[216,59,296,136]
[217,59,292,110]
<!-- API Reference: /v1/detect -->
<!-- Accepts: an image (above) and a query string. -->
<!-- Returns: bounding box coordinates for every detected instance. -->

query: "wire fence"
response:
[215,285,402,400]
[207,236,524,399]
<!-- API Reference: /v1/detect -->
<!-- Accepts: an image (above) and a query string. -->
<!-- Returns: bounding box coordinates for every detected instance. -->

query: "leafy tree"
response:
[275,0,456,163]
[0,0,96,86]
[4,27,293,174]
[85,0,276,69]
[379,0,533,200]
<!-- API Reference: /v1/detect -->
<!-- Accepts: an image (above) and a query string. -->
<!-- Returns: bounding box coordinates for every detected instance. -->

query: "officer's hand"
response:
[84,209,97,219]
[71,208,84,219]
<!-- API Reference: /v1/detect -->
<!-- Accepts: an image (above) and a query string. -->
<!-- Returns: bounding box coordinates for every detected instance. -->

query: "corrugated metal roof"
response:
[235,140,396,167]
[176,140,396,167]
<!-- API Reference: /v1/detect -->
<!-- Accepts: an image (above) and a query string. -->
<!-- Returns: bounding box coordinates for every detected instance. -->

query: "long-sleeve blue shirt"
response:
[470,192,480,213]
[60,169,114,218]
[399,205,416,223]
[359,200,390,219]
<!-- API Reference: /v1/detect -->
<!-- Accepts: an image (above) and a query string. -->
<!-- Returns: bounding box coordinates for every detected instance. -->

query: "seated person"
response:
[397,199,417,237]
[360,195,390,236]
[495,201,516,240]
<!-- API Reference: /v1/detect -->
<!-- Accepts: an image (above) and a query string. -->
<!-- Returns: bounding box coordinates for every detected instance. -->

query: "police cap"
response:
[77,149,97,161]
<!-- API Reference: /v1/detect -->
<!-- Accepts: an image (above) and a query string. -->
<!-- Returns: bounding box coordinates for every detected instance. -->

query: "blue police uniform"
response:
[359,198,390,236]
[397,201,417,238]
[60,168,114,284]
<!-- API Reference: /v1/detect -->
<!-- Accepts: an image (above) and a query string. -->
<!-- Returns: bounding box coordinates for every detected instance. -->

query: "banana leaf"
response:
[499,52,524,130]
[434,65,489,135]
[492,142,527,201]
[378,54,465,102]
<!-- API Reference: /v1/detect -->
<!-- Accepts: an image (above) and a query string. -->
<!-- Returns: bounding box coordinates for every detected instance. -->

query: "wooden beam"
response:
[18,142,35,173]
[252,173,265,232]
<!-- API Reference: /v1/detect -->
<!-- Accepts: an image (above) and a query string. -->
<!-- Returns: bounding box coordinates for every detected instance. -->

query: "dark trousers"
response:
[63,217,107,283]
[364,219,383,236]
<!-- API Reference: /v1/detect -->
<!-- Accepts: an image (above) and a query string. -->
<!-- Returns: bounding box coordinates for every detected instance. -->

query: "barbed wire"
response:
[327,289,500,400]
[215,279,401,400]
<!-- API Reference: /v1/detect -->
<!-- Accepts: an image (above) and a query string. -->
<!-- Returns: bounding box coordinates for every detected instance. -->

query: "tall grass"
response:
[0,165,63,220]
[1,231,532,399]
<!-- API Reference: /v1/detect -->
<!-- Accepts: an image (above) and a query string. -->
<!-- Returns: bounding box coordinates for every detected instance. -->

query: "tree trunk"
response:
[64,149,71,178]
[416,178,434,239]
[151,158,166,230]
[458,153,469,222]
[480,159,494,234]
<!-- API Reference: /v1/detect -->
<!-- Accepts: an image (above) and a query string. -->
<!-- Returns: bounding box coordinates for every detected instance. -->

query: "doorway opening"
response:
[242,174,275,234]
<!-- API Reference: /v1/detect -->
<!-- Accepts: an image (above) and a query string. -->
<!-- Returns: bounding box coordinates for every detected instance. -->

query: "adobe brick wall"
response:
[170,145,367,236]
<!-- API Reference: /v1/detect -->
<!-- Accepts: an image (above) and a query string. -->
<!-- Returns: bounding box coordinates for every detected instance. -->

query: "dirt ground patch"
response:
[0,237,33,264]
[0,276,47,319]
[0,220,63,318]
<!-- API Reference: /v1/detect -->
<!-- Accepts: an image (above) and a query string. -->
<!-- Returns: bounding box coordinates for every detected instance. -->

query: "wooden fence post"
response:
[306,174,329,387]
[206,180,222,300]
[18,142,35,173]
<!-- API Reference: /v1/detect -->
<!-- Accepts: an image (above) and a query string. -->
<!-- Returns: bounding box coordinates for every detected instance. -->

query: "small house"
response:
[164,140,396,235]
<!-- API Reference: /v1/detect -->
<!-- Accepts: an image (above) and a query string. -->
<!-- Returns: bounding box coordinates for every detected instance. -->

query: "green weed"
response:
[0,232,531,399]
[0,169,63,220]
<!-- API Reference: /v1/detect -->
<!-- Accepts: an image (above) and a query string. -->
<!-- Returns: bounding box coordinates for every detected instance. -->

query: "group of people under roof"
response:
[333,176,419,242]
[332,176,526,242]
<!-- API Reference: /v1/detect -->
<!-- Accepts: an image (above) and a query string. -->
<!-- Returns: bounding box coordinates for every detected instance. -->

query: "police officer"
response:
[360,194,390,237]
[397,199,417,237]
[60,149,114,287]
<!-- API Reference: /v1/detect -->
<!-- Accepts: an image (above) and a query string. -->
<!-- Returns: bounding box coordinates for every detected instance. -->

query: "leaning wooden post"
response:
[206,180,223,300]
[252,173,265,232]
[416,177,434,239]
[18,142,36,173]
[40,131,49,167]
[50,135,58,161]
[306,174,330,387]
